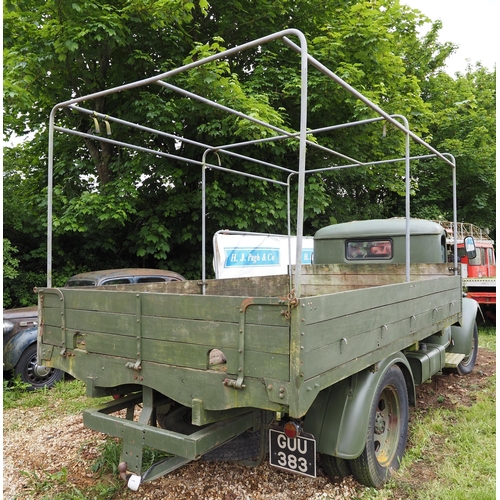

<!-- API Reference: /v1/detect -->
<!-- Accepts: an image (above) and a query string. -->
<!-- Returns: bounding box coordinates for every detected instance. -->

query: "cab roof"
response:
[315,218,446,240]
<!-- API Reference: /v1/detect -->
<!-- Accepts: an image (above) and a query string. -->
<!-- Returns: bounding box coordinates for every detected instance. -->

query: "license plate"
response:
[269,429,316,478]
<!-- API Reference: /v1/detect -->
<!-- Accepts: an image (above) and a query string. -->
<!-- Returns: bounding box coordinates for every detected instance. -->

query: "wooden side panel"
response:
[39,287,290,380]
[299,276,461,381]
[296,263,454,296]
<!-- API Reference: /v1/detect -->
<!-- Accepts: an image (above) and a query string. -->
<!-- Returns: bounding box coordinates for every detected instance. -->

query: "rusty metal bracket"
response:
[223,296,295,390]
[129,293,143,371]
[282,289,299,320]
[44,288,69,356]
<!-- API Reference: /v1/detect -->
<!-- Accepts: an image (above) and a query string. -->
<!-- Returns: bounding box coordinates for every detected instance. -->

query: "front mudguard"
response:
[303,353,415,460]
[3,326,38,371]
[448,298,479,355]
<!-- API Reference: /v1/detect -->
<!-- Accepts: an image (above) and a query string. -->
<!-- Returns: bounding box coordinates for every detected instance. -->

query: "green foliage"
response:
[3,0,496,306]
[2,378,107,414]
[3,376,31,408]
[3,239,19,279]
[3,239,20,308]
[478,325,496,351]
[91,437,171,477]
[411,67,496,234]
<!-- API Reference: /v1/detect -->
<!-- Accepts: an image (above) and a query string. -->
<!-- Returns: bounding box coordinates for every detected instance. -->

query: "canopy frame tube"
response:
[47,29,458,292]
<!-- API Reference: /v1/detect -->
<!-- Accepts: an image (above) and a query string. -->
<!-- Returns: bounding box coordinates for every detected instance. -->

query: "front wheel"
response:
[14,344,64,390]
[350,365,409,488]
[456,322,478,376]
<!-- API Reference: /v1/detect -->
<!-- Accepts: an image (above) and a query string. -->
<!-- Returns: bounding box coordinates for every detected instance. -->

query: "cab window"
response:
[468,248,485,266]
[487,248,495,265]
[346,239,393,260]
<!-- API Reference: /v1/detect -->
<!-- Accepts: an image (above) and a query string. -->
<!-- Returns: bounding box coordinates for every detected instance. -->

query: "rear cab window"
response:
[346,239,393,260]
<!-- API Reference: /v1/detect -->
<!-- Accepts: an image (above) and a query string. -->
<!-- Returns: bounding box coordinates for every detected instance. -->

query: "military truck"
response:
[36,30,479,490]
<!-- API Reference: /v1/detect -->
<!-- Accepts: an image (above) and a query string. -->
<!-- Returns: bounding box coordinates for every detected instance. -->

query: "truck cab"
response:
[459,240,496,278]
[314,218,447,265]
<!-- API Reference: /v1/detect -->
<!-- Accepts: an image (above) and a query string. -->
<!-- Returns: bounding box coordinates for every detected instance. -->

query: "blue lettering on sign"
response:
[224,248,280,267]
[302,250,313,264]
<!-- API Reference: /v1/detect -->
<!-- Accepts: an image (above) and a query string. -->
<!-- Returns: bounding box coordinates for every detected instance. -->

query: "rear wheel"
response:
[321,454,351,479]
[456,322,478,376]
[350,365,409,488]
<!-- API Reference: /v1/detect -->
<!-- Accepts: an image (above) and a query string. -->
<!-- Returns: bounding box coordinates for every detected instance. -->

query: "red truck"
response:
[435,221,496,323]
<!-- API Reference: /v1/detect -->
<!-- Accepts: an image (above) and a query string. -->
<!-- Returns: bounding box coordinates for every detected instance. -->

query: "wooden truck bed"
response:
[38,263,461,419]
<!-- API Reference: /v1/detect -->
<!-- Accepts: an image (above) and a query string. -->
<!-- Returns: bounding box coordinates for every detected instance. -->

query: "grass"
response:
[3,377,108,414]
[478,324,496,351]
[355,324,497,500]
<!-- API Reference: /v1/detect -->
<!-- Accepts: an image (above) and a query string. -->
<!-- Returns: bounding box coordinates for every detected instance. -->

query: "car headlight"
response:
[3,320,14,334]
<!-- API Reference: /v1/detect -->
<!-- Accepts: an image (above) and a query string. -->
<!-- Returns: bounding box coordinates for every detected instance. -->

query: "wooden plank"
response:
[58,289,138,314]
[94,274,290,297]
[301,302,459,380]
[301,288,461,351]
[81,332,290,379]
[40,325,64,347]
[299,276,461,325]
[297,264,454,296]
[141,294,243,322]
[296,263,452,276]
[238,351,289,380]
[142,317,289,355]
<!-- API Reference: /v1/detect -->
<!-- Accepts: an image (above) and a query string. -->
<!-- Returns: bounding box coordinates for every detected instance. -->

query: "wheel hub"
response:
[374,411,386,435]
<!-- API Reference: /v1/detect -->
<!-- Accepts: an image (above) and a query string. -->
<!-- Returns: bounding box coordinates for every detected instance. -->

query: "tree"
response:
[3,0,494,307]
[410,65,496,235]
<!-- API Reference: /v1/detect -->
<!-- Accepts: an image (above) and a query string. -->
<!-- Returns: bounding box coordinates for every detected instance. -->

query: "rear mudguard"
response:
[303,352,415,460]
[3,326,38,371]
[448,298,479,354]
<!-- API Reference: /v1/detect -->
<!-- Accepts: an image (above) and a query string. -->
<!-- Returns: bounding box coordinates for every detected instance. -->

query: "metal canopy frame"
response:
[47,29,459,294]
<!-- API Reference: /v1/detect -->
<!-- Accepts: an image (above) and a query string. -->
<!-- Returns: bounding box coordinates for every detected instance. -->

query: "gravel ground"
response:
[3,408,364,499]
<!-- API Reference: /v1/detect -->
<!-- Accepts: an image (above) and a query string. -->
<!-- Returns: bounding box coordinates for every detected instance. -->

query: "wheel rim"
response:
[25,351,57,385]
[373,385,401,468]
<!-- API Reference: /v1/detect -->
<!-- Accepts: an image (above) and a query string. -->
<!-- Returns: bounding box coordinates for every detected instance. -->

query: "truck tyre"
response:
[14,344,64,390]
[320,454,351,479]
[350,365,409,488]
[456,322,478,376]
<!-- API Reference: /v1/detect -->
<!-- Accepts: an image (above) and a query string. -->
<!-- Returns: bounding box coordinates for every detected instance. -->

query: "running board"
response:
[445,352,465,368]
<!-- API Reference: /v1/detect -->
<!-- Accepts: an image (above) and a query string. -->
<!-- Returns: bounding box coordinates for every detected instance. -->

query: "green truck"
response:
[36,30,479,490]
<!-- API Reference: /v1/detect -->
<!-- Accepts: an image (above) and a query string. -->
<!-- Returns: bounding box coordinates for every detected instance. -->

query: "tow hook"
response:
[118,462,141,491]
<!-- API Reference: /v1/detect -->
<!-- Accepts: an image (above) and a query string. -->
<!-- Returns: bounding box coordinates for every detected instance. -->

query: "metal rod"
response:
[69,105,296,174]
[282,36,455,168]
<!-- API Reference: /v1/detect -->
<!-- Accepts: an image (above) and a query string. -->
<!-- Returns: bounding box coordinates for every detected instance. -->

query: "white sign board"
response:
[213,232,314,279]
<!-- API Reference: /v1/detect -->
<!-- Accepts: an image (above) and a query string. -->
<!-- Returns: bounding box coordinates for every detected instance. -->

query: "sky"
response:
[403,0,497,74]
